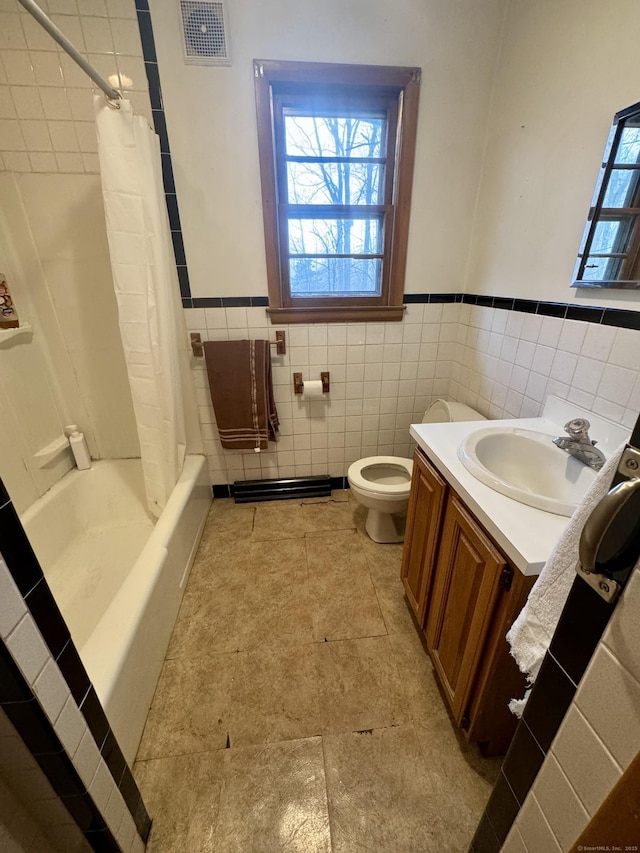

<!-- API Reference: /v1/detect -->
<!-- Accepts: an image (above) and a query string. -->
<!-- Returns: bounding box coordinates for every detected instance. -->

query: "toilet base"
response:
[364,507,407,544]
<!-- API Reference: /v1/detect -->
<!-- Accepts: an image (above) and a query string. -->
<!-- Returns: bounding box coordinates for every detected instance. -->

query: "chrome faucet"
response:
[552,418,606,471]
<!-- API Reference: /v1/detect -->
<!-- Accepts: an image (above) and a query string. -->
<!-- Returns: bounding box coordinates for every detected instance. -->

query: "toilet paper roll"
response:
[301,379,325,400]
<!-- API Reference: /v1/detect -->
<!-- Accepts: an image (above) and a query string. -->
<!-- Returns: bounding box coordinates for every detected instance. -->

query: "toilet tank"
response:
[421,399,487,424]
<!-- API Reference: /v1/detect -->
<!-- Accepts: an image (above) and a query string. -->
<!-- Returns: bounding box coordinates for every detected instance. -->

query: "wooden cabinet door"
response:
[400,449,446,627]
[425,495,506,724]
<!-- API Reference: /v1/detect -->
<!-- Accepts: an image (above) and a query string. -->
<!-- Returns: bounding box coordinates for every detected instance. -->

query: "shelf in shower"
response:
[0,323,33,347]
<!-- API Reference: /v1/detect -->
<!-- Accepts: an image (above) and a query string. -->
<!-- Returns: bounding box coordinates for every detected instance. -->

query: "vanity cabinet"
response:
[400,449,446,624]
[401,447,536,755]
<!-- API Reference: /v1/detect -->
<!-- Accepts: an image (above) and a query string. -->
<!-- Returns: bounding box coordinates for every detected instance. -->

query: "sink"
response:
[458,427,598,516]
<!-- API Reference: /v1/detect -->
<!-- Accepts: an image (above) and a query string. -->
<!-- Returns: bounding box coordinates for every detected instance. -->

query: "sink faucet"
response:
[552,418,606,471]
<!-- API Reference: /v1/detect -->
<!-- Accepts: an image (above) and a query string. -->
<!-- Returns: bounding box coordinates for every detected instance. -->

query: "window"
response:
[573,100,640,289]
[254,60,421,322]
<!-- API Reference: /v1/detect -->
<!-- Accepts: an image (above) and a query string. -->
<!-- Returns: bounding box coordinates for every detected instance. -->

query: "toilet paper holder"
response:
[293,372,330,395]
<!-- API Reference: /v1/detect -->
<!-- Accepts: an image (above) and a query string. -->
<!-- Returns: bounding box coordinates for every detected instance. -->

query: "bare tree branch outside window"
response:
[284,113,386,296]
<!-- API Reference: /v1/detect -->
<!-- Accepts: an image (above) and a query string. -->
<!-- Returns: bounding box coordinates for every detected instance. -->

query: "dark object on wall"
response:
[233,475,331,504]
[179,0,230,64]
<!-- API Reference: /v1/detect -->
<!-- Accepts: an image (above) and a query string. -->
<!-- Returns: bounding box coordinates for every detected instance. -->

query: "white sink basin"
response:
[458,427,598,516]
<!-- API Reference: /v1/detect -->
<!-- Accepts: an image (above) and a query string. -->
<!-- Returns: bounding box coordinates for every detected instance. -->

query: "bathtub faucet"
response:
[552,418,606,471]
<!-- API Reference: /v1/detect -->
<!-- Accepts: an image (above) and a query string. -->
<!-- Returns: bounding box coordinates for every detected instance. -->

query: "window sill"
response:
[267,305,406,324]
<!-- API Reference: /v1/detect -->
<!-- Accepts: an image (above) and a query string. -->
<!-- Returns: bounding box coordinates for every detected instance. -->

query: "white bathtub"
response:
[20,455,211,764]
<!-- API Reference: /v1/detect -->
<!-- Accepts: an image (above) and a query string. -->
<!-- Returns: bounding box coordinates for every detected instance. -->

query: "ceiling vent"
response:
[179,0,230,65]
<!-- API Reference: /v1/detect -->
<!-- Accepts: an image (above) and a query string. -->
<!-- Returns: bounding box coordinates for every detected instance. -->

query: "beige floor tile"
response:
[414,712,501,840]
[135,496,502,852]
[238,570,314,650]
[323,725,455,853]
[201,501,257,543]
[306,529,386,640]
[301,499,357,532]
[361,538,404,581]
[301,490,350,504]
[370,571,416,635]
[308,568,387,641]
[237,539,313,647]
[305,529,368,576]
[134,751,224,853]
[213,738,331,853]
[389,631,449,722]
[167,576,246,657]
[351,502,367,533]
[243,538,308,577]
[228,644,322,747]
[136,654,235,760]
[315,636,411,734]
[251,500,308,540]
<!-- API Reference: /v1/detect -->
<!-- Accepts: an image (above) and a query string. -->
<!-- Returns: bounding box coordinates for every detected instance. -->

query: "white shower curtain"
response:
[94,97,199,517]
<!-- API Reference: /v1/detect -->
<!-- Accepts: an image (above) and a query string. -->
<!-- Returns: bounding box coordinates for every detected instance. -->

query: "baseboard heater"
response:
[232,475,332,503]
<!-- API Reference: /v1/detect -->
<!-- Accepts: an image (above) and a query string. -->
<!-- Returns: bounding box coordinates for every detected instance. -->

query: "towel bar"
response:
[190,330,286,357]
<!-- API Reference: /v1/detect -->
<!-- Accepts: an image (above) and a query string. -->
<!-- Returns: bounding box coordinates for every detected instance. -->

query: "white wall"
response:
[467,0,640,310]
[149,0,507,298]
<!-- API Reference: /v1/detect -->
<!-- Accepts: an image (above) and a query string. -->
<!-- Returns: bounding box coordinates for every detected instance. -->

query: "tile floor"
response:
[133,492,502,852]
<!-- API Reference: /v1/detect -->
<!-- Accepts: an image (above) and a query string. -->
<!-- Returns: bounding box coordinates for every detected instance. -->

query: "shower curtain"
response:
[94,97,200,517]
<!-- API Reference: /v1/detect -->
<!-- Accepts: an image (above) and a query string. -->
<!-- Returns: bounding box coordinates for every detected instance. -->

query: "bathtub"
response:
[20,455,211,764]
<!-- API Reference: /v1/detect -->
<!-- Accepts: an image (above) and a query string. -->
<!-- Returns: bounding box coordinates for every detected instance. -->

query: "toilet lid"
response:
[348,456,413,495]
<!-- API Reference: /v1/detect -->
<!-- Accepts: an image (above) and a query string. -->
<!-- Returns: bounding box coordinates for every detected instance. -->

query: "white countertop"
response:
[409,397,630,577]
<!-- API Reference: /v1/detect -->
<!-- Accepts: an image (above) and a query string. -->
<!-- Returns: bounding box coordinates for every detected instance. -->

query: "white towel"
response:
[506,442,626,714]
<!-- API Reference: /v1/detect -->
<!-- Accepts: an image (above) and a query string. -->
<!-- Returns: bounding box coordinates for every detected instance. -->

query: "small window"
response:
[572,100,640,289]
[254,60,421,322]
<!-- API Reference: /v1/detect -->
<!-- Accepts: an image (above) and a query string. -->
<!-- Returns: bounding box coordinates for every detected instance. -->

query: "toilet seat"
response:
[347,456,413,497]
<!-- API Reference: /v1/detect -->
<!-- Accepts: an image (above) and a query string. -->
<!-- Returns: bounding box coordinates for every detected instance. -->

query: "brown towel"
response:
[203,340,279,451]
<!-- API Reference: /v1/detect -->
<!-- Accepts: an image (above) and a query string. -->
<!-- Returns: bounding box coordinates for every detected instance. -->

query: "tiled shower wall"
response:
[0,0,150,175]
[185,301,640,486]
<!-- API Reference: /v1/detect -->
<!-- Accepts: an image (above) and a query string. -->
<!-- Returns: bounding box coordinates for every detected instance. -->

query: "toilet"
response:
[348,400,486,544]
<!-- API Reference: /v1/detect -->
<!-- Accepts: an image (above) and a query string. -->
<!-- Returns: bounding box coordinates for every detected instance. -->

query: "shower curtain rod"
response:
[16,0,122,101]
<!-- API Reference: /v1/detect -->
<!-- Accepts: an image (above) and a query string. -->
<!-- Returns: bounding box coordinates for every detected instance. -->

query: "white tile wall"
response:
[0,767,57,853]
[0,554,143,853]
[450,304,640,431]
[515,795,562,853]
[188,302,640,485]
[0,705,90,853]
[0,554,28,638]
[502,562,640,851]
[0,0,149,174]
[185,303,452,484]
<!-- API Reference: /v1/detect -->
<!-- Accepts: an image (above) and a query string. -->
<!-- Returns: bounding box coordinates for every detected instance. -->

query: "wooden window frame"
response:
[254,59,421,323]
[573,99,640,290]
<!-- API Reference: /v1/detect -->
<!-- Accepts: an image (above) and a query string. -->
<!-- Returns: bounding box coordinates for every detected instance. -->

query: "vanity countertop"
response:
[409,397,629,577]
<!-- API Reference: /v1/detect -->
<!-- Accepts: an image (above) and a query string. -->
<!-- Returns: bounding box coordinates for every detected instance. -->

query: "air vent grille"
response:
[179,0,230,65]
